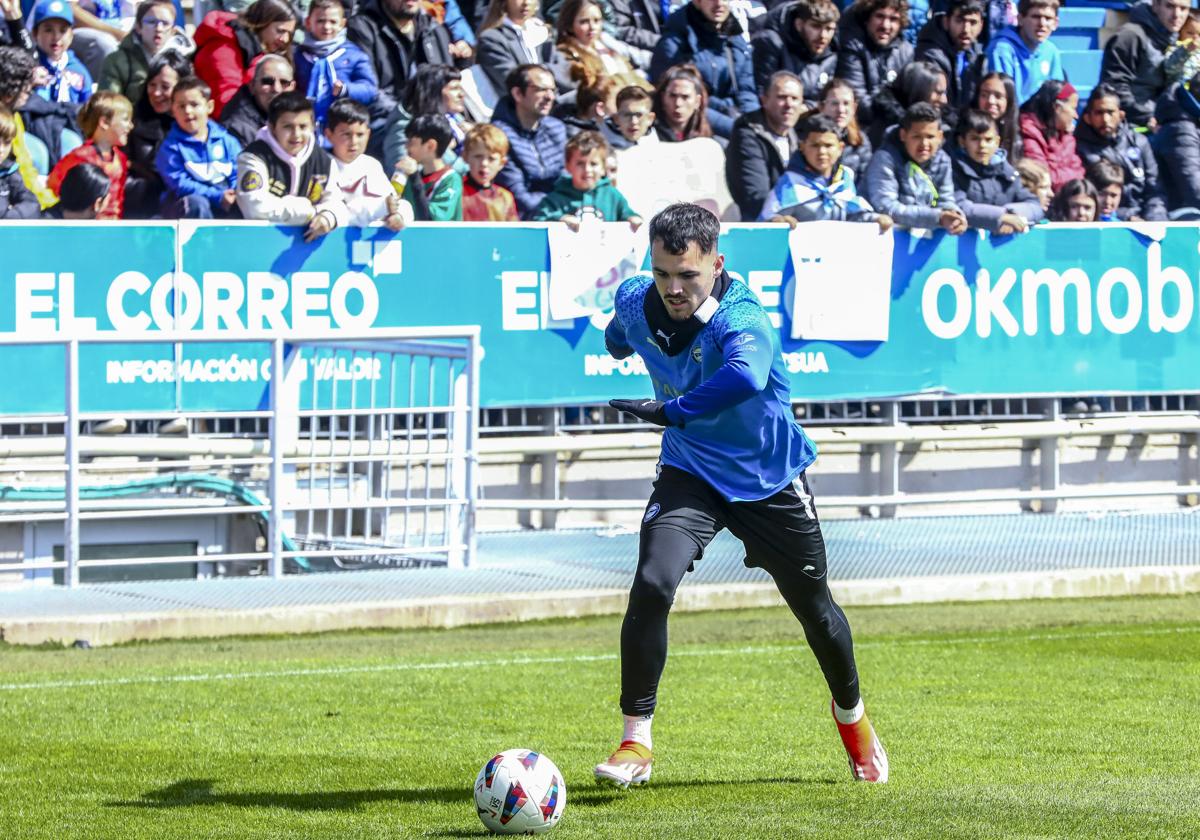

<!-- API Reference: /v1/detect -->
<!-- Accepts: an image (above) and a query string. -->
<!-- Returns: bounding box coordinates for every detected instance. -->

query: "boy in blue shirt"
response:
[30,0,92,105]
[156,75,242,218]
[593,202,888,790]
[986,0,1064,105]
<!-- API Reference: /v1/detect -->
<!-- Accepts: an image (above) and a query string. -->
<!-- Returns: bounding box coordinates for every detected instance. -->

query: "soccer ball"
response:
[473,748,566,835]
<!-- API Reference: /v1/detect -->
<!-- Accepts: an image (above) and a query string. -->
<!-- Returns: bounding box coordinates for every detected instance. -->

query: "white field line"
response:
[1,625,1197,693]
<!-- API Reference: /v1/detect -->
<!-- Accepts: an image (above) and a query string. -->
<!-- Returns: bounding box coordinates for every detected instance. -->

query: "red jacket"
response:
[193,11,260,118]
[47,141,129,219]
[1019,112,1085,194]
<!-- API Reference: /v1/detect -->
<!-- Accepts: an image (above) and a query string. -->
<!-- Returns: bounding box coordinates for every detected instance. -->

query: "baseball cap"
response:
[31,0,75,29]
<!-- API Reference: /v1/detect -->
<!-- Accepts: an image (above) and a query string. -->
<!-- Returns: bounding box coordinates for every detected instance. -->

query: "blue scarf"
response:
[303,34,348,126]
[773,164,875,219]
[300,32,347,59]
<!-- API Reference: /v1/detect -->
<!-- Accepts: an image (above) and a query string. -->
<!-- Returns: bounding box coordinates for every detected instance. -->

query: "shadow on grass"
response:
[108,774,838,815]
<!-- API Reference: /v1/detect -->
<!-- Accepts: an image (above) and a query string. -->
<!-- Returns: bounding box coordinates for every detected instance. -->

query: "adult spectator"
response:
[836,0,913,127]
[985,0,1062,106]
[752,0,839,101]
[608,0,661,70]
[651,62,713,141]
[915,0,984,114]
[650,0,758,139]
[1151,71,1200,214]
[99,0,192,106]
[1073,83,1166,221]
[816,77,872,177]
[475,0,558,94]
[1018,78,1083,193]
[975,71,1019,159]
[348,0,455,124]
[194,0,296,118]
[0,45,57,209]
[725,70,803,221]
[868,59,949,147]
[220,53,294,147]
[554,0,644,91]
[1,0,34,51]
[1100,0,1190,129]
[125,50,189,217]
[491,63,568,216]
[382,64,471,171]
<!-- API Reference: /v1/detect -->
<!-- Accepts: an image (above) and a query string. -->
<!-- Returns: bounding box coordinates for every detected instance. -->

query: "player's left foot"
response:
[832,700,888,783]
[594,740,652,789]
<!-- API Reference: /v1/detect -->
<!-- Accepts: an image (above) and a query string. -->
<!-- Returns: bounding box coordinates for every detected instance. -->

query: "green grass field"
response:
[2,594,1198,839]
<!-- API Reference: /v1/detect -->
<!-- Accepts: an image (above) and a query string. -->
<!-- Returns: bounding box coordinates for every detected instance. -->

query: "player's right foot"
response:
[832,700,889,783]
[594,740,652,788]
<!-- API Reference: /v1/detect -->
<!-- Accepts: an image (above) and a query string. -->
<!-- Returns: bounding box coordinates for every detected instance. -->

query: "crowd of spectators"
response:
[2,0,1199,230]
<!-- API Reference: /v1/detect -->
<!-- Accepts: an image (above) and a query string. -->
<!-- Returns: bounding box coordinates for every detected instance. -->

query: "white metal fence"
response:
[0,329,481,587]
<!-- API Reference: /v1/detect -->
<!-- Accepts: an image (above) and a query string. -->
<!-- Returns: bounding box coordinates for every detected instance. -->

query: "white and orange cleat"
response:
[594,740,653,789]
[832,700,889,783]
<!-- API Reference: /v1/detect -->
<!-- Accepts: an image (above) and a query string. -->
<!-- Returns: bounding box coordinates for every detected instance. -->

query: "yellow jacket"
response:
[14,113,58,210]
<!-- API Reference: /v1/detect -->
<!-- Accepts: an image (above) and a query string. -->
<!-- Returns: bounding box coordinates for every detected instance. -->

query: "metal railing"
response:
[0,328,481,587]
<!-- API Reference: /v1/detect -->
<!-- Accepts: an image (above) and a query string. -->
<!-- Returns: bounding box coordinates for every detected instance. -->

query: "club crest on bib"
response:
[643,503,661,523]
[691,344,703,363]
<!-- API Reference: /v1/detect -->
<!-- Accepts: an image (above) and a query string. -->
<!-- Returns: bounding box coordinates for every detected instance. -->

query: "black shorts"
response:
[641,464,827,581]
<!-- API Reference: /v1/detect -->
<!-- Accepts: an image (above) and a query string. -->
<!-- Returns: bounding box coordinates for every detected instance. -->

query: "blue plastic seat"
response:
[1061,49,1105,88]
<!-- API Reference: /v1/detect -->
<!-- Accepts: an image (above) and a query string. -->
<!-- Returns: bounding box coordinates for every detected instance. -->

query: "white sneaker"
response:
[594,740,652,788]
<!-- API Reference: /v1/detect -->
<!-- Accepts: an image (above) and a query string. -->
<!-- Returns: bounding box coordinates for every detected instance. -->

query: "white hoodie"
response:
[236,125,349,227]
[331,152,414,227]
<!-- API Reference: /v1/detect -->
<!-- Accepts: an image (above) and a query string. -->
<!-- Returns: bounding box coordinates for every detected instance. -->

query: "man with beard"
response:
[752,0,839,103]
[347,0,455,118]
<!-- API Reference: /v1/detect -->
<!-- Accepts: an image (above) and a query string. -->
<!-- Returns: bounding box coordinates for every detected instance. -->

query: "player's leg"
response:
[595,466,722,788]
[726,472,888,782]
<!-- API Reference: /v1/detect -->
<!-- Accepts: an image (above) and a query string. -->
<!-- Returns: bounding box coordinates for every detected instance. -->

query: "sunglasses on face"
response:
[259,77,292,87]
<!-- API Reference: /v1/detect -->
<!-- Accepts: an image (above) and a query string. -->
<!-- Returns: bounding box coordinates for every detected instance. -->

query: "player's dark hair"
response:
[408,113,455,157]
[648,202,721,256]
[326,97,369,131]
[957,108,997,138]
[58,163,111,212]
[797,113,840,141]
[267,91,314,125]
[900,101,941,130]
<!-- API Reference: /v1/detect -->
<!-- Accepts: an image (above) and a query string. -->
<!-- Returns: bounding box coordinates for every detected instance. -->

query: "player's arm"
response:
[660,317,773,425]
[604,306,634,360]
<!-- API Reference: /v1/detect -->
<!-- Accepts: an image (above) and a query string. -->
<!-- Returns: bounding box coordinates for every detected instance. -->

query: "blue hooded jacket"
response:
[155,120,242,206]
[986,26,1064,105]
[34,50,92,105]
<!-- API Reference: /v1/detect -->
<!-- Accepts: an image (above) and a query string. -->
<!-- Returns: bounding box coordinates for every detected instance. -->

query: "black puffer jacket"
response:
[1074,118,1167,220]
[914,13,983,112]
[219,85,268,148]
[724,108,799,220]
[0,159,38,219]
[950,147,1044,232]
[834,9,913,128]
[347,0,454,113]
[1100,1,1176,127]
[751,2,837,98]
[840,131,873,182]
[1151,84,1200,211]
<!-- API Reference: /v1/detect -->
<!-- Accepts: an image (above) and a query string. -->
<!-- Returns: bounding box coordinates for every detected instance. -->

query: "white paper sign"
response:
[546,218,649,321]
[788,222,894,341]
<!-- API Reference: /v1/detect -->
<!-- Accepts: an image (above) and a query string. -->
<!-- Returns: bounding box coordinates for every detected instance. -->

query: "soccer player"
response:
[593,202,888,788]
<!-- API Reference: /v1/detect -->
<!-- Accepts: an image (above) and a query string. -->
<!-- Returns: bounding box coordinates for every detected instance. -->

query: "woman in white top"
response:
[475,0,556,93]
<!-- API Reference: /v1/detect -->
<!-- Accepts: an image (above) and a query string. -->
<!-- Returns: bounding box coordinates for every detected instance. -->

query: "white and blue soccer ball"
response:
[473,748,566,835]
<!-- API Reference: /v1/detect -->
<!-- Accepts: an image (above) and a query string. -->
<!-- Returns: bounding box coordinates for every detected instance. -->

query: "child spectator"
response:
[236,91,347,241]
[609,84,657,147]
[98,0,188,105]
[975,71,1020,160]
[325,98,410,230]
[1074,83,1166,221]
[1048,177,1098,222]
[44,161,109,218]
[1086,159,1124,222]
[760,113,891,230]
[1164,7,1200,85]
[0,46,57,209]
[461,122,518,221]
[752,0,840,101]
[157,75,242,218]
[0,105,40,218]
[651,63,713,142]
[125,51,188,218]
[950,108,1043,234]
[1016,157,1053,212]
[295,0,379,130]
[194,0,297,118]
[864,101,967,233]
[915,0,985,113]
[530,129,642,228]
[986,0,1063,106]
[394,112,463,221]
[47,91,132,218]
[565,77,626,144]
[868,60,950,148]
[836,0,914,126]
[817,78,873,179]
[1019,79,1083,193]
[31,0,93,105]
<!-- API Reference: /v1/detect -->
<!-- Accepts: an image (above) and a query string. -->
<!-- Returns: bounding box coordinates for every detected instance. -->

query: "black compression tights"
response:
[618,525,861,717]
